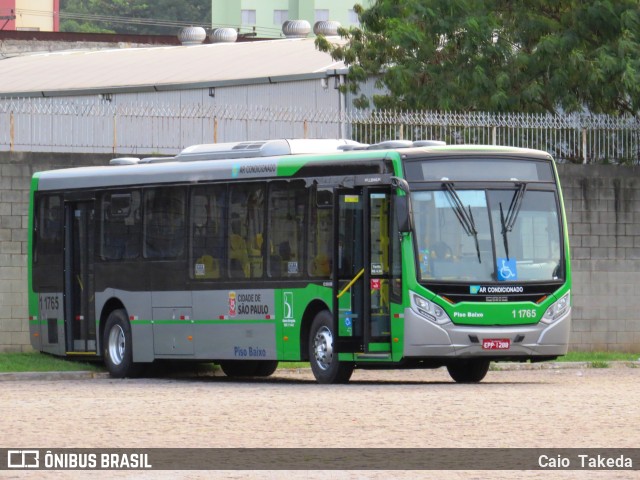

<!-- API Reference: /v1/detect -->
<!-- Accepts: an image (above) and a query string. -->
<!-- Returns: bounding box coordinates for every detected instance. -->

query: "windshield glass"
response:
[412,188,562,283]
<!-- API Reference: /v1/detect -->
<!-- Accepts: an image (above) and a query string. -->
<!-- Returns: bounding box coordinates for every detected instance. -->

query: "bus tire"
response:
[253,360,278,377]
[446,359,490,383]
[219,360,258,377]
[103,309,140,378]
[309,310,354,384]
[219,360,279,378]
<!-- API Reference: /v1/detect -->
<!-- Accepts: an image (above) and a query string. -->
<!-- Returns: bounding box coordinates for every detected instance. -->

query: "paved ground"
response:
[1,365,638,480]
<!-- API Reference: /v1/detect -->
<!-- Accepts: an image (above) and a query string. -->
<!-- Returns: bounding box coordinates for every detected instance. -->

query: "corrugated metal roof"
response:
[0,38,347,97]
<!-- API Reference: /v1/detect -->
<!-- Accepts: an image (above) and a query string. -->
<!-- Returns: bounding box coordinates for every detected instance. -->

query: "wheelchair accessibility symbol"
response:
[497,258,517,281]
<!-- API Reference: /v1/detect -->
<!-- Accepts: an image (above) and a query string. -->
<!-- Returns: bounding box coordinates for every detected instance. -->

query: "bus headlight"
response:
[541,291,570,324]
[411,293,451,325]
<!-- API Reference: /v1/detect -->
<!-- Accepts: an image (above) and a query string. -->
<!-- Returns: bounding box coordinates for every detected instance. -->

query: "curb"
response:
[0,361,637,381]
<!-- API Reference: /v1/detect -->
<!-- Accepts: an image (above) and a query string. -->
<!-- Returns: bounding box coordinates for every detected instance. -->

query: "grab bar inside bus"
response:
[337,268,365,299]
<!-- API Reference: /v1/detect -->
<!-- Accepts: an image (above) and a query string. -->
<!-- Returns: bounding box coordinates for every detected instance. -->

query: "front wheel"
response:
[309,310,354,384]
[446,359,491,383]
[103,309,141,378]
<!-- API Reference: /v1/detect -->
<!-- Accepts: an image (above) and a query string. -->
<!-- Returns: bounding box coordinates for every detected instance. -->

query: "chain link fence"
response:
[1,97,639,163]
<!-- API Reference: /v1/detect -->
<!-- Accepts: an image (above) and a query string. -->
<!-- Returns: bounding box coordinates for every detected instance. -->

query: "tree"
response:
[60,0,212,36]
[316,0,640,115]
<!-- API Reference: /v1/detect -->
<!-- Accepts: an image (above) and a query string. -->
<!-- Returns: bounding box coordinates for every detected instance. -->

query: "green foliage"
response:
[559,351,640,362]
[0,352,102,372]
[60,19,115,34]
[316,0,640,115]
[60,0,212,36]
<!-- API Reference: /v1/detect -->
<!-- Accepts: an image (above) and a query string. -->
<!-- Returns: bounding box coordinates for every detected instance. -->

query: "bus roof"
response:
[33,141,554,191]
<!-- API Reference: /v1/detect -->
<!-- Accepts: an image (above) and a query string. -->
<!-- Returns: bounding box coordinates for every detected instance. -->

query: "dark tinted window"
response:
[229,183,265,278]
[35,194,63,261]
[191,185,226,279]
[100,191,141,260]
[144,187,186,259]
[33,194,64,290]
[268,182,306,278]
[308,187,333,278]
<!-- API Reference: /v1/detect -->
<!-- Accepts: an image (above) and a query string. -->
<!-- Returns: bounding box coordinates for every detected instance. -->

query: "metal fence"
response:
[1,97,639,163]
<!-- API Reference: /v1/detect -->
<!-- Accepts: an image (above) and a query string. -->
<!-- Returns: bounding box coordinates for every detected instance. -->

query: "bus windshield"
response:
[412,188,563,283]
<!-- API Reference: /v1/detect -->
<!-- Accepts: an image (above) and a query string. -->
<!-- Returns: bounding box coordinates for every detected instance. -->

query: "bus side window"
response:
[308,188,333,278]
[100,191,141,261]
[268,181,306,278]
[33,194,64,292]
[228,183,264,279]
[191,185,226,279]
[35,194,63,262]
[144,187,186,259]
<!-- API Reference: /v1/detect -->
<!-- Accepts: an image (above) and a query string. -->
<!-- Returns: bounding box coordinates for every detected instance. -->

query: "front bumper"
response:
[403,306,571,358]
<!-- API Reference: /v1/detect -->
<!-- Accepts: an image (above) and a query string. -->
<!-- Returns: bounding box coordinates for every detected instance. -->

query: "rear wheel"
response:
[103,309,141,378]
[446,359,491,383]
[309,310,354,384]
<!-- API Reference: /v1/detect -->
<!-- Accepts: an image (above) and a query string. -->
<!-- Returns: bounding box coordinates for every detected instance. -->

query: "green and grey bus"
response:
[28,139,571,383]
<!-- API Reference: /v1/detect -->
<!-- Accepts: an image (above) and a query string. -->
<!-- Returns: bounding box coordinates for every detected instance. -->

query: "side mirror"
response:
[394,195,411,233]
[391,177,412,233]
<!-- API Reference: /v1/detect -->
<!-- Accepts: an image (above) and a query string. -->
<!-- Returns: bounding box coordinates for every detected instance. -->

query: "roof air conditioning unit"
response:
[313,20,341,36]
[178,26,206,45]
[282,20,311,38]
[210,28,238,43]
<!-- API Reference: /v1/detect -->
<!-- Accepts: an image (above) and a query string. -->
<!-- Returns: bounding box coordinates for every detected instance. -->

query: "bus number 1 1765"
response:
[39,296,60,311]
[512,309,536,319]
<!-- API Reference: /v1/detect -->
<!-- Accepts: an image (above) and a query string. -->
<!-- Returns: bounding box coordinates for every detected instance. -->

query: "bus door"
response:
[63,199,97,354]
[334,187,392,357]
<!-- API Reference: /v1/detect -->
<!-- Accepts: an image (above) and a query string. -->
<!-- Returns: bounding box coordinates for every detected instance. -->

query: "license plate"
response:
[482,338,511,350]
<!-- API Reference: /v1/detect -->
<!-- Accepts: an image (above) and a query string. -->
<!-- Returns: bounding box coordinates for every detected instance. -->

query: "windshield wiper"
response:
[442,182,481,263]
[499,183,527,260]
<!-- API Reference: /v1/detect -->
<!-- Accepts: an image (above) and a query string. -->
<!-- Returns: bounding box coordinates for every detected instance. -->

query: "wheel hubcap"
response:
[108,325,125,366]
[313,326,333,371]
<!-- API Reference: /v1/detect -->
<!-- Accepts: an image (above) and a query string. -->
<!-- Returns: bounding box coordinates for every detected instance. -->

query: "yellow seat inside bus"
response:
[229,233,250,278]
